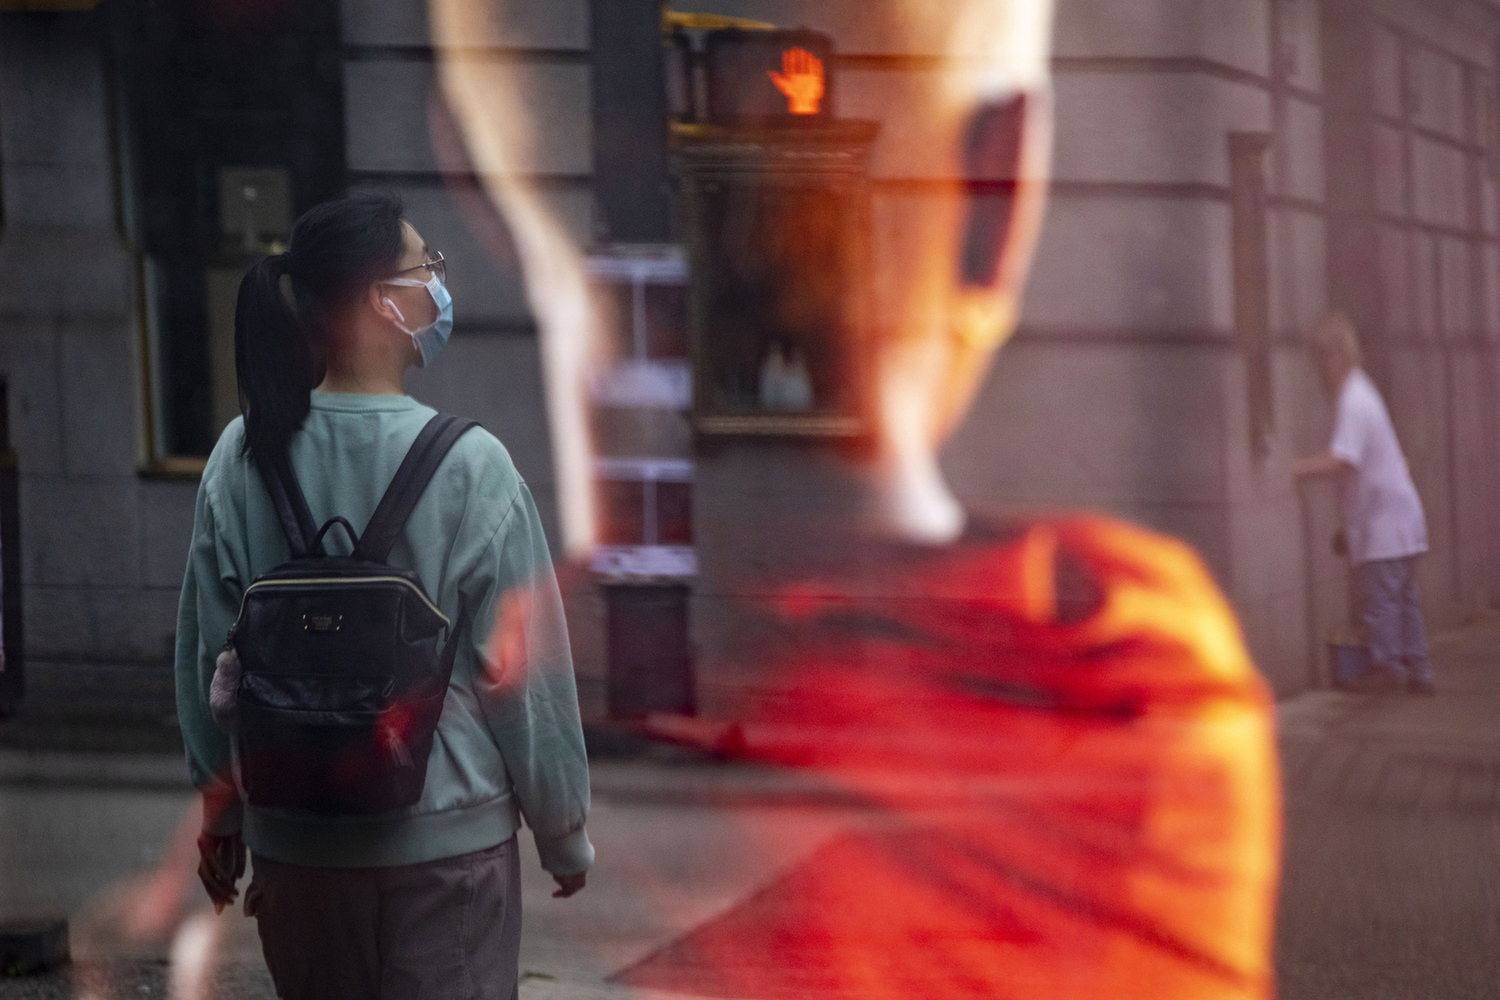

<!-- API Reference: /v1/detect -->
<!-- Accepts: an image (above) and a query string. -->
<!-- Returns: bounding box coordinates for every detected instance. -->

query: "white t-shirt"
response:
[1329,369,1428,564]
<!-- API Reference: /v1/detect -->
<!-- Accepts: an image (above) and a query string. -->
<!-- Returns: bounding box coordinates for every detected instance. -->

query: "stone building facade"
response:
[0,0,1497,726]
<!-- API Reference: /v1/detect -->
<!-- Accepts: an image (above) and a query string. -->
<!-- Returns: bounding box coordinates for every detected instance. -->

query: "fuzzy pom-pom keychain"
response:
[209,645,241,733]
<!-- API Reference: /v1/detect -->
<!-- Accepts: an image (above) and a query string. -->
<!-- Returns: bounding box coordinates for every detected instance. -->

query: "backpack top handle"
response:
[310,516,361,554]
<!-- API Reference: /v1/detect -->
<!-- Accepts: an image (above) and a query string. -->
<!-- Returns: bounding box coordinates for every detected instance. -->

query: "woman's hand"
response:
[551,871,586,899]
[196,832,245,914]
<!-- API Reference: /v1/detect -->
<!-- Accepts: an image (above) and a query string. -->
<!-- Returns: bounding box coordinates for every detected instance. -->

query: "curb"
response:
[0,749,191,790]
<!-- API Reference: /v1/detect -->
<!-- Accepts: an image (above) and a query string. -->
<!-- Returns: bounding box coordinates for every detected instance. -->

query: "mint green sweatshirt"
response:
[174,391,593,874]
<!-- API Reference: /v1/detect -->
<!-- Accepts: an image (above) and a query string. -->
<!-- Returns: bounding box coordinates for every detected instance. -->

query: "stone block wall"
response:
[3,0,1500,718]
[1329,0,1500,639]
[684,0,1500,697]
[340,0,594,544]
[339,0,605,700]
[0,11,194,718]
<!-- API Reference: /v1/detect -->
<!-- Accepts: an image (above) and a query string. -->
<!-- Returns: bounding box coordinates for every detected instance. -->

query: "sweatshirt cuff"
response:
[535,826,594,876]
[200,778,244,837]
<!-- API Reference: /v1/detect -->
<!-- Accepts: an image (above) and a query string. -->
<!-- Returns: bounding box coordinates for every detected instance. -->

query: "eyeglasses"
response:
[392,251,446,287]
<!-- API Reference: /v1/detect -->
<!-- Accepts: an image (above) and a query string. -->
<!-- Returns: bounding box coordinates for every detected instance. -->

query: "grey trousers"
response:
[1355,556,1434,683]
[247,838,522,1000]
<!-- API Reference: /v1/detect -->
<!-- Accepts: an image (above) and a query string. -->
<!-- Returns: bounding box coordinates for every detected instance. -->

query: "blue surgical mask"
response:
[382,275,453,367]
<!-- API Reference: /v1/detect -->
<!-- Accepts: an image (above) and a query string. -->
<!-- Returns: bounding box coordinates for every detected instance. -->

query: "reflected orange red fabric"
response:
[483,585,535,693]
[622,515,1280,999]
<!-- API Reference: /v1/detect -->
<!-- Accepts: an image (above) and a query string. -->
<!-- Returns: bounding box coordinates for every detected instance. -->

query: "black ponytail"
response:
[235,252,313,465]
[235,192,407,465]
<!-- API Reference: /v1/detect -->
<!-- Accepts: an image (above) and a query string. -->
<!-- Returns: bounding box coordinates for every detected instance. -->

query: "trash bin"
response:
[0,920,68,977]
[604,582,694,719]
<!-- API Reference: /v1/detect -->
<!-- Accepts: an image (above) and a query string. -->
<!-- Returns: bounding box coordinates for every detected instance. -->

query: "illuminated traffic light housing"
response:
[704,29,836,126]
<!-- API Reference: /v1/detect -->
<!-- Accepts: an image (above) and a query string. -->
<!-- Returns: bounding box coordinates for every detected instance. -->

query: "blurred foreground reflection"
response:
[57,0,1284,997]
[620,517,1278,998]
[62,515,1279,999]
[426,0,1280,992]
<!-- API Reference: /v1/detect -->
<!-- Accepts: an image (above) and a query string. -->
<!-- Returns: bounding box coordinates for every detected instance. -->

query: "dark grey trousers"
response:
[247,838,522,1000]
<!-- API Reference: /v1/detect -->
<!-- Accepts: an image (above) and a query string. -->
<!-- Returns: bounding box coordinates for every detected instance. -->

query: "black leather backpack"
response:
[227,413,477,815]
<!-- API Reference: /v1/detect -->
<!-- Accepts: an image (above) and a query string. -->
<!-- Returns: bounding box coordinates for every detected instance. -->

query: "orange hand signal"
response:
[768,47,825,115]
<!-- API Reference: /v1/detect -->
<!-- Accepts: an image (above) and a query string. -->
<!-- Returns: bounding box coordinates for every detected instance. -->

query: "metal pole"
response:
[0,377,23,716]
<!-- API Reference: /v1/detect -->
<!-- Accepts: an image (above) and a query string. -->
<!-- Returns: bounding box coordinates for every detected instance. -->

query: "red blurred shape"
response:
[622,516,1279,999]
[643,713,747,756]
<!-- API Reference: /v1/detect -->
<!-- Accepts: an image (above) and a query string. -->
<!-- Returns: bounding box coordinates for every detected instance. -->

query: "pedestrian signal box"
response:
[705,29,835,126]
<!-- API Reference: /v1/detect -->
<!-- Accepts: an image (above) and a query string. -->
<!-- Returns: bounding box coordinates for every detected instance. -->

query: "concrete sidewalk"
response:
[1274,614,1500,1000]
[534,615,1500,1000]
[2,615,1499,999]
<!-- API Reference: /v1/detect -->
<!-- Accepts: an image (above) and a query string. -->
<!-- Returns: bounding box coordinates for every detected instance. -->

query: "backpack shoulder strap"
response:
[354,413,480,564]
[252,448,322,559]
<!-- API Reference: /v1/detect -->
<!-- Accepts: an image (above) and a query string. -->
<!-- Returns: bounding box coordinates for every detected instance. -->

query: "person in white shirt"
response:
[1293,312,1434,694]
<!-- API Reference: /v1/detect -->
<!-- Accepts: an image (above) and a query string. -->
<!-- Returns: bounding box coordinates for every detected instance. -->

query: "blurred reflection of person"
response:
[1293,311,1434,694]
[430,1,1280,997]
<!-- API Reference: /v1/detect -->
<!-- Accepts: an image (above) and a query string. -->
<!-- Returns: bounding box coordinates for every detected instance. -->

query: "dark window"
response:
[644,283,689,358]
[598,479,648,547]
[1228,132,1273,460]
[104,0,345,459]
[655,481,693,545]
[696,177,861,416]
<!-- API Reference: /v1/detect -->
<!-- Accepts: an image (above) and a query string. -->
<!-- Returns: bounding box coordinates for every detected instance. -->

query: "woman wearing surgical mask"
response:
[173,192,593,1000]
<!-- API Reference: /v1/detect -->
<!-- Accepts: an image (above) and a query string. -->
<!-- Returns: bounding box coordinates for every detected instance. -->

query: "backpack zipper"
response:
[234,576,451,630]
